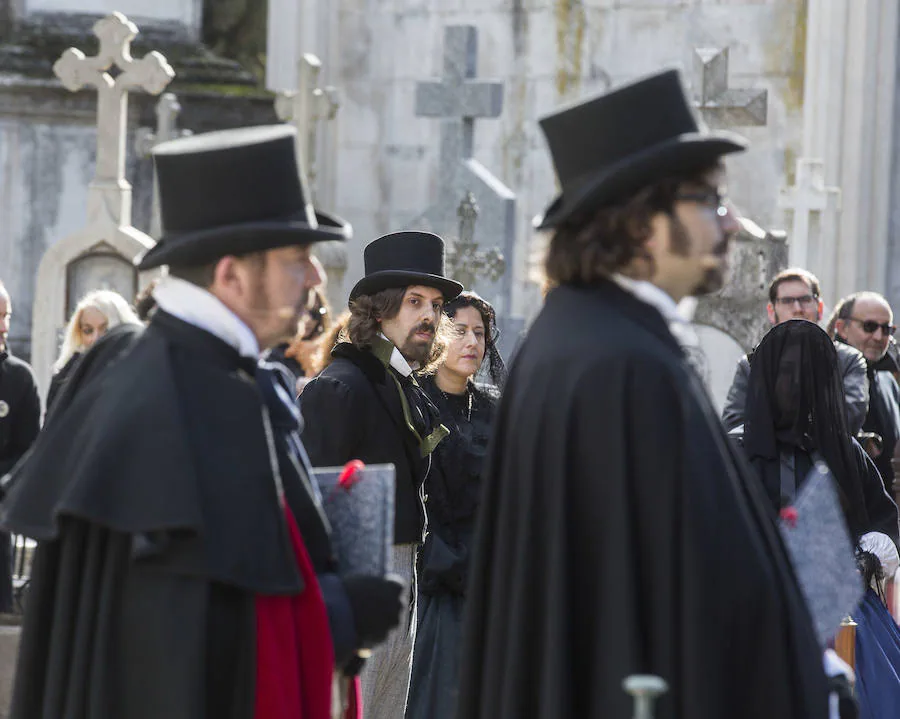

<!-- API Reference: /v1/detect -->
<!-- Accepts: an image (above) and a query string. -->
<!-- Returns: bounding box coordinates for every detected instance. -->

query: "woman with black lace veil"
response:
[734,319,900,719]
[406,291,505,719]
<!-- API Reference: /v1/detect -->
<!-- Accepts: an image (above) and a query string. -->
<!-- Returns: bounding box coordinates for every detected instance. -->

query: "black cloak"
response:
[1,310,332,719]
[456,281,829,719]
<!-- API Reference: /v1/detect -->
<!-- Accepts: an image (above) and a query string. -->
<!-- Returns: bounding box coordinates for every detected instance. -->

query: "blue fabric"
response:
[856,589,900,719]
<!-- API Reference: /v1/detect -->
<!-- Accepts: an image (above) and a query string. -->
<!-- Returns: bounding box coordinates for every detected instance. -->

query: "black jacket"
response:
[1,311,339,719]
[723,341,869,434]
[301,342,434,545]
[863,369,900,494]
[0,351,41,478]
[457,281,829,719]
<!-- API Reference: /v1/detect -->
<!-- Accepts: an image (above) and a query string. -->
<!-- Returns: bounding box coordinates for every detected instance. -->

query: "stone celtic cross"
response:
[136,93,192,238]
[54,11,175,226]
[692,47,767,128]
[778,158,842,269]
[415,25,504,171]
[275,53,340,202]
[445,192,506,292]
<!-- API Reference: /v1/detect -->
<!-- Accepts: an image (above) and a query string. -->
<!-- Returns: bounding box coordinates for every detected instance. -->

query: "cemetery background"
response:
[0,0,898,407]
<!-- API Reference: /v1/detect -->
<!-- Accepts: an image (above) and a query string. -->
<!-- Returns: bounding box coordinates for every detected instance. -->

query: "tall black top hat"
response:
[349,231,463,304]
[136,125,351,270]
[534,69,747,230]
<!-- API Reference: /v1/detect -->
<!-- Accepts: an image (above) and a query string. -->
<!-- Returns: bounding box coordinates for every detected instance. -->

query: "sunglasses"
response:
[849,317,897,336]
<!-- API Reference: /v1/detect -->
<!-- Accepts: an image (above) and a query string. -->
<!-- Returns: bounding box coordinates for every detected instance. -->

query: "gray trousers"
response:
[361,543,417,719]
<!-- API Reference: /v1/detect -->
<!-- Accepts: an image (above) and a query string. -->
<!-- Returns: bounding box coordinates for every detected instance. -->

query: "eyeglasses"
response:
[674,189,729,217]
[849,317,897,336]
[774,294,818,308]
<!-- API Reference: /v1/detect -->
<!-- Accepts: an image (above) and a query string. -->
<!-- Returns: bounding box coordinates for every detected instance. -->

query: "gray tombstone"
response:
[410,25,522,356]
[691,48,768,128]
[66,246,138,317]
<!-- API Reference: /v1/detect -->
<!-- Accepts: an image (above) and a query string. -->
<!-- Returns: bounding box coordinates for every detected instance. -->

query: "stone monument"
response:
[275,54,346,312]
[135,92,191,239]
[778,158,842,302]
[410,24,522,353]
[31,12,173,393]
[691,47,768,129]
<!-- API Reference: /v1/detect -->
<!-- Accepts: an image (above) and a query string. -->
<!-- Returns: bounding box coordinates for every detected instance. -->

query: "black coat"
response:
[457,281,829,719]
[0,351,40,478]
[45,352,81,416]
[1,311,334,719]
[301,343,430,545]
[863,369,900,494]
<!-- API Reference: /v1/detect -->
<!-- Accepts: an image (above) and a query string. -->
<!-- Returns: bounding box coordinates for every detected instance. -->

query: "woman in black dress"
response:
[407,291,505,719]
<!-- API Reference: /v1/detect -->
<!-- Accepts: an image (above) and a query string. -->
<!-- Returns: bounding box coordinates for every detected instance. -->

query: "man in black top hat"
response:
[2,125,404,719]
[301,230,461,718]
[457,70,829,719]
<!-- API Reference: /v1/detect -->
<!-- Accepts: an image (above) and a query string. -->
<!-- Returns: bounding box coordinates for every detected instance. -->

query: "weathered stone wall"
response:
[316,0,808,318]
[0,12,277,363]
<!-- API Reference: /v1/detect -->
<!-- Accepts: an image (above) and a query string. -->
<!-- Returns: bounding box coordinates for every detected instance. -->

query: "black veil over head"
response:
[443,291,507,387]
[744,319,868,535]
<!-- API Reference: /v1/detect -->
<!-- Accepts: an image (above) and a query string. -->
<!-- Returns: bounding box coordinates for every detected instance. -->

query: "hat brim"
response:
[349,271,463,305]
[135,210,351,270]
[534,132,747,230]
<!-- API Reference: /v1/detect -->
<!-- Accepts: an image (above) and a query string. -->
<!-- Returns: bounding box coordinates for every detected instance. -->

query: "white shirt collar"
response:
[612,274,688,324]
[379,333,415,377]
[152,276,260,359]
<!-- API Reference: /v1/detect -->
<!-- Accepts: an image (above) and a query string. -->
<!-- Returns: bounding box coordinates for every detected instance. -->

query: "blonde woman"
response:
[47,290,142,411]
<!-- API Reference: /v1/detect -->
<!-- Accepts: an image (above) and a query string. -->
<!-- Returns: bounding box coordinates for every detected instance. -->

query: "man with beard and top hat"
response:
[300,231,461,718]
[0,125,405,719]
[456,70,829,719]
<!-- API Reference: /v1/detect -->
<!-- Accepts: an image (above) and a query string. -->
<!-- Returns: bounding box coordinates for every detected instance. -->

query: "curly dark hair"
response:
[345,287,407,349]
[544,165,719,286]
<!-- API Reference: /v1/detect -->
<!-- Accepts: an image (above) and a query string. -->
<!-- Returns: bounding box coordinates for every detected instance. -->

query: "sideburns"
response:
[666,211,692,257]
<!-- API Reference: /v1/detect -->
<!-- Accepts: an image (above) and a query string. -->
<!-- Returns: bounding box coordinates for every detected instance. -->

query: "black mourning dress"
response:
[406,375,499,719]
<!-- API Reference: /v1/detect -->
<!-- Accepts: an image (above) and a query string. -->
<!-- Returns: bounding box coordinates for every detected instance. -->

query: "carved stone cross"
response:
[415,25,504,170]
[778,158,842,269]
[54,11,175,226]
[275,53,340,202]
[444,192,506,292]
[136,93,192,238]
[692,47,768,128]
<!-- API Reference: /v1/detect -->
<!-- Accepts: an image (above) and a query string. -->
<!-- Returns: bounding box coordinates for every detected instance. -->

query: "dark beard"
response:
[400,322,435,365]
[693,266,725,296]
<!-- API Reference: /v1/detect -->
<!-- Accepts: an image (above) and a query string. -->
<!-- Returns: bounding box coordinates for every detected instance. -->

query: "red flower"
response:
[338,460,366,491]
[779,506,799,529]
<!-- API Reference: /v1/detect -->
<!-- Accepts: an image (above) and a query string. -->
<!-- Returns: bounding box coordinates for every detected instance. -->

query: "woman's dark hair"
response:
[744,319,868,536]
[427,291,506,386]
[543,165,719,286]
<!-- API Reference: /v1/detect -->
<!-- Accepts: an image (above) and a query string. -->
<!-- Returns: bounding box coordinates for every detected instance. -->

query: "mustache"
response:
[409,322,435,337]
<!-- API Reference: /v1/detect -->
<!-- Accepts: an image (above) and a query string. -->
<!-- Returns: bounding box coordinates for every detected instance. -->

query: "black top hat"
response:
[349,231,463,304]
[136,125,351,270]
[534,69,747,230]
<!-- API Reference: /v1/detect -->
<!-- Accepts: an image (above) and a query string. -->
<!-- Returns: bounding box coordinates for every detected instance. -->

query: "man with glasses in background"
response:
[833,291,900,495]
[722,268,869,434]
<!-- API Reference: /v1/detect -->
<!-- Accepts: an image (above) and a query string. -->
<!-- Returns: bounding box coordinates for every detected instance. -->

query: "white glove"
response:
[859,531,900,580]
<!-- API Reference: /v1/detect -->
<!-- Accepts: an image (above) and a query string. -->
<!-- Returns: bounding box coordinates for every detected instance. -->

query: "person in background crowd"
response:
[46,289,142,413]
[833,292,900,496]
[0,280,40,611]
[722,268,868,435]
[407,291,504,719]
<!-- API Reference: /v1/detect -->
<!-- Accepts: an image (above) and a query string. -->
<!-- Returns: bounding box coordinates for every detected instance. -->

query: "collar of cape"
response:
[335,336,448,457]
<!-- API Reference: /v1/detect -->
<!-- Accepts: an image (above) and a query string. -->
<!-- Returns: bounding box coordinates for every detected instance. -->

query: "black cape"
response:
[456,281,829,719]
[1,311,331,719]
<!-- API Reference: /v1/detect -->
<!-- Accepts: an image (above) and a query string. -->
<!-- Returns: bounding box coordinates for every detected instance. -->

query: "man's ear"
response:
[766,303,777,325]
[816,299,824,322]
[834,319,848,340]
